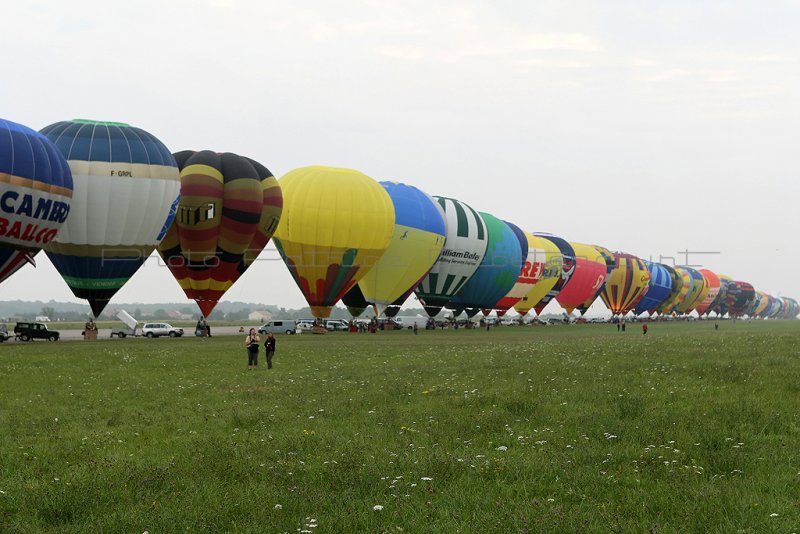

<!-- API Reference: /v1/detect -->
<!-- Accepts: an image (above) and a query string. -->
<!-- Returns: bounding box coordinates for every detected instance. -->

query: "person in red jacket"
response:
[642,323,649,335]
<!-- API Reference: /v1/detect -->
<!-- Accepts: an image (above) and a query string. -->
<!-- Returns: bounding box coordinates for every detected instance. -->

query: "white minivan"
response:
[258,320,298,335]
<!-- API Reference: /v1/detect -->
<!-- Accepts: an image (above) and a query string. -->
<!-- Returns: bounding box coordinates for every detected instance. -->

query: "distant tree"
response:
[179,306,194,315]
[134,308,143,319]
[152,309,167,319]
[40,306,56,319]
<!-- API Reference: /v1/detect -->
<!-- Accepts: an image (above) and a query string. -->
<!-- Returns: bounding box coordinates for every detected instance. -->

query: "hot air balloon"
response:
[490,221,532,316]
[655,265,683,316]
[1,118,73,284]
[357,182,445,315]
[781,297,799,319]
[272,166,394,318]
[512,233,563,316]
[531,233,575,315]
[448,213,522,314]
[415,197,488,316]
[710,276,734,316]
[674,267,706,314]
[156,151,282,317]
[342,284,370,318]
[554,242,607,315]
[40,119,179,316]
[726,281,755,317]
[694,269,721,316]
[633,262,673,316]
[599,252,651,316]
[576,245,615,316]
[659,267,694,315]
[749,291,770,318]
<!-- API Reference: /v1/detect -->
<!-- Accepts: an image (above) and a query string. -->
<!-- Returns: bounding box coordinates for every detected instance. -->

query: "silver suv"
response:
[142,322,184,338]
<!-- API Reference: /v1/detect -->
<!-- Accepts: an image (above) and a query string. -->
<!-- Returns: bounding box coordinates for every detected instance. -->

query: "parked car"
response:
[0,324,10,342]
[258,320,298,335]
[324,319,349,331]
[141,322,184,338]
[14,322,60,341]
[295,321,315,332]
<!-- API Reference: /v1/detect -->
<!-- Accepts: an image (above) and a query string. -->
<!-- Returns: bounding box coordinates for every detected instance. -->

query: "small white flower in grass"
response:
[274,504,282,510]
[421,477,432,481]
[770,513,779,517]
[373,505,384,511]
[496,446,508,452]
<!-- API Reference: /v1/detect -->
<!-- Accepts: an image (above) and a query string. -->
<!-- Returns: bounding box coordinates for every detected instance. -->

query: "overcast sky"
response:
[2,1,798,314]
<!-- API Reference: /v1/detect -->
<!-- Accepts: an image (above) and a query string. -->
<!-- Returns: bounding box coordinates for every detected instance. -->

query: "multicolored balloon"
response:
[726,281,756,317]
[674,267,706,314]
[694,269,721,316]
[358,182,445,315]
[531,233,575,315]
[40,119,179,316]
[513,233,563,316]
[1,118,73,284]
[599,252,651,315]
[655,265,683,316]
[633,261,674,316]
[448,213,522,314]
[415,197,488,316]
[157,150,283,317]
[273,166,394,318]
[555,242,607,315]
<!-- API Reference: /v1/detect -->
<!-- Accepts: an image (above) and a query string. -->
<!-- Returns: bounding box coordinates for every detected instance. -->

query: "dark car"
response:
[14,322,60,341]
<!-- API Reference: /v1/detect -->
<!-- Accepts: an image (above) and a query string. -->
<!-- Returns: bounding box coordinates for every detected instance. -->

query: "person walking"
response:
[264,332,277,369]
[413,323,418,335]
[642,323,648,335]
[245,328,260,369]
[621,319,626,332]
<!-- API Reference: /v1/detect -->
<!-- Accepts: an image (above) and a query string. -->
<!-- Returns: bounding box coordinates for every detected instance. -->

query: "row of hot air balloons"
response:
[1,116,798,321]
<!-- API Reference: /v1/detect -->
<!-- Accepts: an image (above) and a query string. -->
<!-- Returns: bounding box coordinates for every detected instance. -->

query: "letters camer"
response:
[0,192,70,245]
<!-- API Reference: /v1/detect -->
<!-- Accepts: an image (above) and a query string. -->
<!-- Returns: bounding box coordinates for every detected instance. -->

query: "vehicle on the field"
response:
[141,322,184,338]
[0,324,10,342]
[13,322,60,341]
[258,320,298,335]
[392,315,429,330]
[110,310,139,338]
[323,319,349,331]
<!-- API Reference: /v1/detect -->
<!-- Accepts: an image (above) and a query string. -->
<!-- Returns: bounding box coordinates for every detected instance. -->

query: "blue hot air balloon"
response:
[0,118,73,284]
[449,212,523,316]
[633,261,674,315]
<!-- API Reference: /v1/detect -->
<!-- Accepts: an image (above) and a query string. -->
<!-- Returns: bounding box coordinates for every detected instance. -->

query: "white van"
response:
[258,320,298,335]
[392,315,429,330]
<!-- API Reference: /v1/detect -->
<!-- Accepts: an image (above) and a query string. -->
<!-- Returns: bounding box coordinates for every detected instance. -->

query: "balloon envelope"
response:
[531,233,575,315]
[415,197,488,316]
[358,182,445,314]
[674,267,706,314]
[513,233,563,316]
[726,281,755,317]
[491,221,532,316]
[633,262,673,315]
[600,252,651,315]
[157,151,282,316]
[0,118,73,268]
[40,119,180,316]
[555,242,607,315]
[273,166,394,318]
[576,245,615,316]
[694,269,721,316]
[449,213,522,311]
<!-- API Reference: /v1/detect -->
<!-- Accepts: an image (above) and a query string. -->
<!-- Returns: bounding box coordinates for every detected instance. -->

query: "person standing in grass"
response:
[642,323,648,335]
[245,328,260,370]
[264,332,277,369]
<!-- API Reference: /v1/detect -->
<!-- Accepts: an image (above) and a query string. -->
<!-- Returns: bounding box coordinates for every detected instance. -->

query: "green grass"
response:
[1,321,799,532]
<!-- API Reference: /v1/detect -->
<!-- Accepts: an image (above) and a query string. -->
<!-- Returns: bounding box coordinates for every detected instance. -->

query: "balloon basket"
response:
[84,330,98,341]
[312,325,327,335]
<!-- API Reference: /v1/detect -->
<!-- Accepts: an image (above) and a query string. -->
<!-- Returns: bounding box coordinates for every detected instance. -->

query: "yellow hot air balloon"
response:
[273,166,394,318]
[513,233,562,316]
[599,252,651,315]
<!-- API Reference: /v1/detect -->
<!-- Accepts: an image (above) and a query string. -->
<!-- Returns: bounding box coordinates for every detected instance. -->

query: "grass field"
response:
[1,321,799,532]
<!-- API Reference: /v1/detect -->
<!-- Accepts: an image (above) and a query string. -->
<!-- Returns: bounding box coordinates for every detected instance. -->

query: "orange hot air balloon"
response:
[158,151,282,316]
